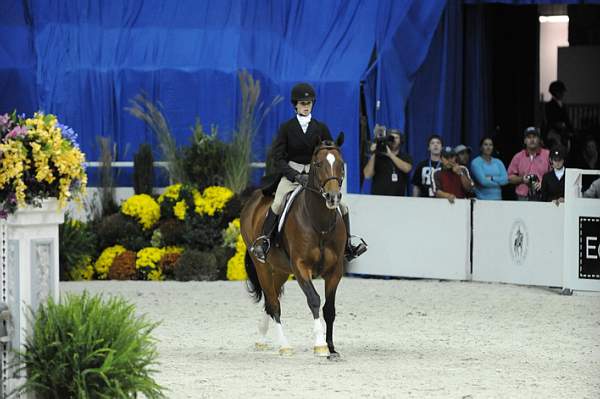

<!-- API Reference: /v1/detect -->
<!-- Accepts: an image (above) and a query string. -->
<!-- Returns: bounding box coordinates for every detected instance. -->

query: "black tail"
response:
[245,251,262,303]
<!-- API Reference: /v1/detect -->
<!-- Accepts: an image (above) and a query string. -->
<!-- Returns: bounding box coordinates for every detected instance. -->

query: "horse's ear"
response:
[336,131,345,147]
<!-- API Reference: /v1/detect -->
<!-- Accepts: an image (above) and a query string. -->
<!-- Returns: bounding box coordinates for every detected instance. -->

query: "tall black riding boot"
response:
[342,213,367,261]
[251,208,278,263]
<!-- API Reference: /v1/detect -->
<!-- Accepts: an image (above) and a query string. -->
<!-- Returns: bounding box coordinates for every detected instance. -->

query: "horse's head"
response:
[309,132,345,210]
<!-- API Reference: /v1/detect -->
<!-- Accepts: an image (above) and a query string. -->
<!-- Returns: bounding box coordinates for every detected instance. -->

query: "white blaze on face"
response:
[326,153,336,174]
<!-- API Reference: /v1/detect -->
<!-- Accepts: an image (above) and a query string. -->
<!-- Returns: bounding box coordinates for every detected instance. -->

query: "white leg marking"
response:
[313,318,327,347]
[275,322,290,349]
[256,312,270,346]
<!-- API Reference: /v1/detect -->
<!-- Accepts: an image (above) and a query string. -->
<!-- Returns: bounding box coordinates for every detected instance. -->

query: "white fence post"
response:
[0,199,63,398]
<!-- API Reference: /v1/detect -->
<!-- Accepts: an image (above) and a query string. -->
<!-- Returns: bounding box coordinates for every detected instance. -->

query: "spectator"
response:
[540,145,567,205]
[470,136,508,200]
[573,135,599,170]
[544,80,572,135]
[454,144,472,168]
[363,128,413,196]
[545,81,573,149]
[507,127,551,201]
[411,134,443,198]
[583,176,600,198]
[433,146,474,203]
[573,136,599,192]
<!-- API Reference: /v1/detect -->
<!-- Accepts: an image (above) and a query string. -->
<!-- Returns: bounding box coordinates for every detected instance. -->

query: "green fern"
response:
[15,292,165,398]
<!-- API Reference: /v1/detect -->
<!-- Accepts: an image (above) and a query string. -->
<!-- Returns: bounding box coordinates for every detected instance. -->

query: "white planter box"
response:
[0,198,64,397]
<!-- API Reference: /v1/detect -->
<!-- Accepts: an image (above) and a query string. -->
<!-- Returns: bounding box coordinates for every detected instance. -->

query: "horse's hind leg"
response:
[258,268,293,355]
[293,263,328,357]
[271,271,293,355]
[255,311,270,350]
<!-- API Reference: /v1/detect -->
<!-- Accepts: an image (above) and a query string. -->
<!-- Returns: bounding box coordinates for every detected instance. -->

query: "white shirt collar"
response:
[296,113,312,134]
[554,167,565,180]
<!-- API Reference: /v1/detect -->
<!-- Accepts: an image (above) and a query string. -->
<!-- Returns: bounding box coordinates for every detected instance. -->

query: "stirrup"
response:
[345,235,367,261]
[250,235,271,263]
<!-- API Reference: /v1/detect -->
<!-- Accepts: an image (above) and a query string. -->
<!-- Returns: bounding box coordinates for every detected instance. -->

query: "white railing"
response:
[84,161,266,168]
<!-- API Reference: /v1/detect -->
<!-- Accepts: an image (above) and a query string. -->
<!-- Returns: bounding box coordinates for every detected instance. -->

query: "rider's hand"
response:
[295,173,308,187]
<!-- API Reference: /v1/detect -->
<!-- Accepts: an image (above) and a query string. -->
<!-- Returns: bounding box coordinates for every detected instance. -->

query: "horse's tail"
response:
[245,251,262,303]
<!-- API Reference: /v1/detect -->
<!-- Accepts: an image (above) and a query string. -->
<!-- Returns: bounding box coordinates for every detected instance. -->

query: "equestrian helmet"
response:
[291,83,316,105]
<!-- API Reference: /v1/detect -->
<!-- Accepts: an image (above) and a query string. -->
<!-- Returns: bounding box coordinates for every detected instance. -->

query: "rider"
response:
[251,82,367,263]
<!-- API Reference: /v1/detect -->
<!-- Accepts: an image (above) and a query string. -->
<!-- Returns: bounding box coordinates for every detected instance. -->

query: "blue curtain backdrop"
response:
[2,0,598,191]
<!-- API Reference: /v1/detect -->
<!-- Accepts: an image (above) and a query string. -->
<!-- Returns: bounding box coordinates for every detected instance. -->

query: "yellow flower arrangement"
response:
[222,218,241,249]
[0,112,87,216]
[173,200,187,220]
[121,194,160,230]
[194,186,234,216]
[147,269,163,281]
[163,246,184,256]
[136,247,165,281]
[68,256,95,281]
[157,183,204,221]
[158,184,182,204]
[226,234,247,281]
[94,245,126,279]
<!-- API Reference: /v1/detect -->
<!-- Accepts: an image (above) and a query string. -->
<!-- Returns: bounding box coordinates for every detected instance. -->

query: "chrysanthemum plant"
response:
[0,111,87,218]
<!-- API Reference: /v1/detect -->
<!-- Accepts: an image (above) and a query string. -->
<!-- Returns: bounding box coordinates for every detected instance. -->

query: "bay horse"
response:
[240,135,346,359]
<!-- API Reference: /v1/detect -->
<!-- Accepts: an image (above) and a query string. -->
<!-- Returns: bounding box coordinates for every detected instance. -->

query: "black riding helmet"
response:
[291,83,316,105]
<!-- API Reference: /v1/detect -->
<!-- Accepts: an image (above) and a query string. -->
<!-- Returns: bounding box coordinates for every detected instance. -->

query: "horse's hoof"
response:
[255,342,269,351]
[314,345,329,357]
[327,352,341,361]
[279,347,294,356]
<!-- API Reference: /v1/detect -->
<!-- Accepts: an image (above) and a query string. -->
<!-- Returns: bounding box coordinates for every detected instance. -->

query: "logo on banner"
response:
[509,219,529,265]
[579,217,600,280]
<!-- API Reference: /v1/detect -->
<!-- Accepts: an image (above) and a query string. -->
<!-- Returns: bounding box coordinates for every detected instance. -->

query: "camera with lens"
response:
[525,174,542,200]
[373,124,395,154]
[525,174,539,187]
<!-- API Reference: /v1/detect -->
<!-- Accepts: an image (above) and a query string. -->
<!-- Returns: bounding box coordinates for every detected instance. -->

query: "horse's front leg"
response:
[293,259,328,357]
[323,266,342,359]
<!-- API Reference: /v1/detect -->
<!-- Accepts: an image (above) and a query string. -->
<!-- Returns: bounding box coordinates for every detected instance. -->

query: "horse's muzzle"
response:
[324,191,342,209]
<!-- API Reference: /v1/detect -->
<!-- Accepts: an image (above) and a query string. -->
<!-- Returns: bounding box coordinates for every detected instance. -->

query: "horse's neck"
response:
[301,190,337,234]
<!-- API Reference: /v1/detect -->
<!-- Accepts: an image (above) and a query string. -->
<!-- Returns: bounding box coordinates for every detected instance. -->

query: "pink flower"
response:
[0,114,9,126]
[5,125,28,139]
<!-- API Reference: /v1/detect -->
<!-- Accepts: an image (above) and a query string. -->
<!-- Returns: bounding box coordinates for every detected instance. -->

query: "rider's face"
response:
[296,100,313,116]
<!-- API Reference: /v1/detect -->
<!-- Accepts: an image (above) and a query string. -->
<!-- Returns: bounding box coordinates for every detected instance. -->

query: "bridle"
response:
[304,144,344,198]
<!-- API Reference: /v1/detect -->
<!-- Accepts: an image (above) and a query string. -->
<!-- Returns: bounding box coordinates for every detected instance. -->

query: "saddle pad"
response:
[277,185,304,233]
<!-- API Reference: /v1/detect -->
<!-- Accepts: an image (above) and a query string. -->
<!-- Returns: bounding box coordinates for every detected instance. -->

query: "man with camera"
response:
[363,125,413,196]
[507,126,551,201]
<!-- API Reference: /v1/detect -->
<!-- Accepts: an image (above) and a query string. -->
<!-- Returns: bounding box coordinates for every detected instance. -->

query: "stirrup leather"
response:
[250,235,271,263]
